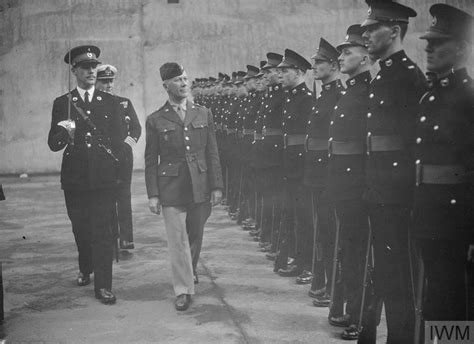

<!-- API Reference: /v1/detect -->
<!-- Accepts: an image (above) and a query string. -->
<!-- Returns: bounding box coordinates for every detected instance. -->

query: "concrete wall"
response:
[0,0,472,174]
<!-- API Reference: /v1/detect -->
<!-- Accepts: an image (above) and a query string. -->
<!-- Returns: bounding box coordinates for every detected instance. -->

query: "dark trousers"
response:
[309,189,336,291]
[336,199,369,324]
[369,204,415,344]
[112,182,133,242]
[418,239,469,321]
[64,189,115,292]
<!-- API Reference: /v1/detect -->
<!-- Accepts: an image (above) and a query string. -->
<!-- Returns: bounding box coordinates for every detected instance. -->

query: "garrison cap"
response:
[160,62,185,81]
[420,4,473,43]
[64,45,101,67]
[361,0,417,27]
[260,60,267,68]
[244,65,260,79]
[312,38,339,62]
[337,24,367,51]
[278,49,311,71]
[234,70,247,85]
[262,52,283,69]
[218,72,225,80]
[96,64,117,80]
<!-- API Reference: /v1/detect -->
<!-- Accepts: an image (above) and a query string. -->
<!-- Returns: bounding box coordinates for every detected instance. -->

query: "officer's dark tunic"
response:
[48,89,124,292]
[412,68,473,320]
[328,71,371,324]
[304,79,344,295]
[364,50,426,342]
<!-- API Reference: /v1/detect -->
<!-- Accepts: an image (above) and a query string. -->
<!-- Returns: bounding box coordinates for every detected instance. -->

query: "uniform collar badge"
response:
[349,79,356,86]
[72,96,78,102]
[440,78,449,87]
[292,89,297,94]
[385,59,393,67]
[324,84,331,90]
[274,86,279,90]
[96,96,102,101]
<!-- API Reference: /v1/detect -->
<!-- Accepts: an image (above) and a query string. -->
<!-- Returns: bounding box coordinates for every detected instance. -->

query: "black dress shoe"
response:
[308,286,326,298]
[175,294,191,311]
[76,272,90,286]
[296,270,313,284]
[313,292,331,307]
[341,324,359,340]
[194,273,199,284]
[260,245,272,253]
[95,288,116,304]
[329,314,351,328]
[258,241,270,248]
[278,264,302,277]
[120,240,135,250]
[266,252,277,260]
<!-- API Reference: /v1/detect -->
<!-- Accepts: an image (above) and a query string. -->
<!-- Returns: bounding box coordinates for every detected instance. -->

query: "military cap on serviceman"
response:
[262,52,284,69]
[96,64,117,80]
[218,72,225,80]
[234,70,247,85]
[337,24,367,51]
[160,62,185,81]
[420,4,473,43]
[244,65,260,79]
[312,38,340,62]
[64,45,101,67]
[361,0,417,27]
[278,49,312,71]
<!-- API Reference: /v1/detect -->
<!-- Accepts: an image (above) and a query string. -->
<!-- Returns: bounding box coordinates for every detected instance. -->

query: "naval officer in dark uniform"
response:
[413,3,473,326]
[48,45,125,304]
[145,62,223,311]
[95,64,142,251]
[360,2,427,342]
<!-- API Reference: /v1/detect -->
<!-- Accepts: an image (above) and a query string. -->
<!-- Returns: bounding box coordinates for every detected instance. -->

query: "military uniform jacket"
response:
[115,95,141,182]
[412,68,474,240]
[240,91,261,163]
[365,50,427,205]
[253,85,286,169]
[304,79,345,188]
[144,100,223,206]
[282,82,313,180]
[327,72,370,201]
[48,89,125,191]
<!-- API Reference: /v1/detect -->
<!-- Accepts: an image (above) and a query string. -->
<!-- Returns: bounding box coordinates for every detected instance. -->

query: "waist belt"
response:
[367,134,404,154]
[243,129,256,136]
[284,134,305,149]
[305,136,328,152]
[254,133,263,141]
[329,140,365,155]
[262,128,283,136]
[416,164,467,185]
[226,128,237,135]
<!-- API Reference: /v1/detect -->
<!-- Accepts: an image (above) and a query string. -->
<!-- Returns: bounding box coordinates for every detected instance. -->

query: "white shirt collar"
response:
[76,86,95,102]
[168,98,187,112]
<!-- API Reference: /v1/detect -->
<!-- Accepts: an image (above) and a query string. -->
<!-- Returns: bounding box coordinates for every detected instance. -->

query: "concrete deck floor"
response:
[0,173,387,343]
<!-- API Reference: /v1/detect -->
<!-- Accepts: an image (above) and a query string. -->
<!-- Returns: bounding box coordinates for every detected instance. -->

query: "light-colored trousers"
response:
[162,202,211,296]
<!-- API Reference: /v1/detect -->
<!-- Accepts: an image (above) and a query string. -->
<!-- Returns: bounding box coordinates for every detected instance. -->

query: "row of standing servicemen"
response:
[193,2,473,343]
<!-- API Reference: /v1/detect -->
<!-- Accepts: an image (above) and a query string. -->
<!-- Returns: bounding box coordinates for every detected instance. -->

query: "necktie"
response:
[84,91,90,105]
[177,105,185,122]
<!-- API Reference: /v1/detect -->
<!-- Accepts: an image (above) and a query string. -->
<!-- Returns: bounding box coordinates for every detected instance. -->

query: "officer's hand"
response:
[124,136,137,149]
[57,120,76,137]
[149,197,161,215]
[468,244,474,263]
[210,189,223,206]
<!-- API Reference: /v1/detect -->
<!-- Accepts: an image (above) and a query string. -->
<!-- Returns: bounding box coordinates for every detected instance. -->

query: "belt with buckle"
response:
[262,128,283,136]
[366,134,404,154]
[305,136,328,152]
[284,134,305,149]
[243,129,256,136]
[329,140,365,155]
[226,128,237,135]
[416,163,467,186]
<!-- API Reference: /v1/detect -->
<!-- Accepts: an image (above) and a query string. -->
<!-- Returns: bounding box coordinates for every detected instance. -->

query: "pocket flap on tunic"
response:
[191,121,208,128]
[158,126,176,133]
[157,162,180,176]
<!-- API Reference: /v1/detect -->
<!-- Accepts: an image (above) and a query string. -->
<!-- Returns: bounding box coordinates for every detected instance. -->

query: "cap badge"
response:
[431,16,437,27]
[345,35,349,41]
[86,52,93,58]
[368,7,372,15]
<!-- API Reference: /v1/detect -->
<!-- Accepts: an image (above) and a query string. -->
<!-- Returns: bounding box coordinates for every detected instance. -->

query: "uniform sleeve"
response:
[144,115,160,198]
[205,108,224,190]
[48,97,70,152]
[126,99,142,142]
[109,98,126,158]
